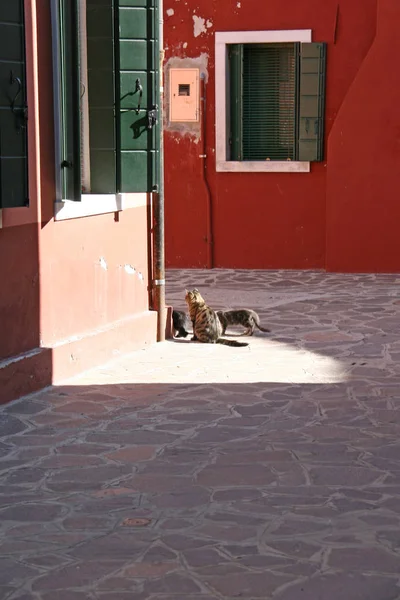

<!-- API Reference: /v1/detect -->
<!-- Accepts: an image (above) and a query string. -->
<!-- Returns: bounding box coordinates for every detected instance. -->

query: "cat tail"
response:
[217,338,248,347]
[254,322,270,333]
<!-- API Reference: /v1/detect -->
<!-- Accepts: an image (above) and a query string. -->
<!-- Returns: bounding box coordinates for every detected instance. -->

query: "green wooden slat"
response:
[87,0,116,193]
[57,0,81,200]
[297,42,326,162]
[89,149,116,194]
[0,4,22,23]
[120,71,150,109]
[120,110,150,150]
[120,150,150,192]
[88,68,114,108]
[119,40,151,71]
[0,24,23,61]
[229,44,243,161]
[0,0,28,208]
[89,109,115,148]
[119,7,150,40]
[119,0,148,5]
[85,37,114,69]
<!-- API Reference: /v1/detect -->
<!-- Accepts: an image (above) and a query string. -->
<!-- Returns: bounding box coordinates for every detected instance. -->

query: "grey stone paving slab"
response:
[1,269,400,598]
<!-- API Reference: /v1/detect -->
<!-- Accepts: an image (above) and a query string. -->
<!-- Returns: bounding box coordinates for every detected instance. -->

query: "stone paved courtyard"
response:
[1,269,400,599]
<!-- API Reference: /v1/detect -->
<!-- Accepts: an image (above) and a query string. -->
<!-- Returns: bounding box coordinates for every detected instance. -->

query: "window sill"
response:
[54,192,148,221]
[216,161,310,173]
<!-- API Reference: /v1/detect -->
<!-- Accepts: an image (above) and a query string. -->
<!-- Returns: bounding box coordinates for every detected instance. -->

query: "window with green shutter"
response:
[228,41,326,163]
[51,0,160,202]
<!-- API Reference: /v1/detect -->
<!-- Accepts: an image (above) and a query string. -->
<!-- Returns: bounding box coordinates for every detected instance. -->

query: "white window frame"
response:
[54,193,148,221]
[215,29,312,173]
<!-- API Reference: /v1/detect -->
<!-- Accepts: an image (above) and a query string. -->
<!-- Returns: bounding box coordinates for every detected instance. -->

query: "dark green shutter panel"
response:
[297,42,326,162]
[229,43,296,161]
[86,0,116,193]
[229,44,243,161]
[0,0,28,208]
[243,44,296,161]
[52,0,81,200]
[116,0,159,193]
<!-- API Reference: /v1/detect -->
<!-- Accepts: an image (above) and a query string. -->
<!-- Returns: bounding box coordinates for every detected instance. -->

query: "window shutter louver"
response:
[297,42,326,162]
[229,44,243,161]
[52,0,81,201]
[243,44,296,161]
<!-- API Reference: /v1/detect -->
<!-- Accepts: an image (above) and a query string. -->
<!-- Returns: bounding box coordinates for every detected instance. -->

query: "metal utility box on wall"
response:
[169,68,200,122]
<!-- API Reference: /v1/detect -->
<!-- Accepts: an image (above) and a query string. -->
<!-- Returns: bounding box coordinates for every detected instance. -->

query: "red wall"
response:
[163,0,398,271]
[326,0,400,272]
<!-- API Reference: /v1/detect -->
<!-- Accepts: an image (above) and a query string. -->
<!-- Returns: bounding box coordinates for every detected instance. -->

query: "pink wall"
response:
[163,0,392,270]
[0,0,156,401]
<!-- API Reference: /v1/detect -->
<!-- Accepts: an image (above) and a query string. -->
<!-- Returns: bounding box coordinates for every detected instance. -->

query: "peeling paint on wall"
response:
[166,8,174,16]
[99,257,107,270]
[193,15,206,38]
[192,15,213,37]
[124,264,136,275]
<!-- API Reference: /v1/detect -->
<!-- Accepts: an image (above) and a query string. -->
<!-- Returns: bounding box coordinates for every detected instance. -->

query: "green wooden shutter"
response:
[87,0,116,193]
[116,0,159,193]
[297,42,326,162]
[229,44,243,161]
[51,0,81,201]
[0,0,28,208]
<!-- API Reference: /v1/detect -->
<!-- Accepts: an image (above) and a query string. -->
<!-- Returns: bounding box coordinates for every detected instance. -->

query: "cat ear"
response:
[193,288,199,292]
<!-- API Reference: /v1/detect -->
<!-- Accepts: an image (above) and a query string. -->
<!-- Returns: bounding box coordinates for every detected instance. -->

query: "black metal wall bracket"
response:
[147,104,158,130]
[9,71,28,131]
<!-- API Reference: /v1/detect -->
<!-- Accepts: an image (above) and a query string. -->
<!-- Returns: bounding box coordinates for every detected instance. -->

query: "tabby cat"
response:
[217,309,270,336]
[172,309,190,338]
[185,289,248,347]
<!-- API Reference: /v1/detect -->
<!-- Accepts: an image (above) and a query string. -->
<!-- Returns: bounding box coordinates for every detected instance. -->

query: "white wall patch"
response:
[193,15,207,37]
[166,8,174,16]
[124,264,136,275]
[99,257,108,270]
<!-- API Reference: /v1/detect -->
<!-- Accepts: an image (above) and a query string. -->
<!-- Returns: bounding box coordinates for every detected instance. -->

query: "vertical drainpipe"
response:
[152,0,166,341]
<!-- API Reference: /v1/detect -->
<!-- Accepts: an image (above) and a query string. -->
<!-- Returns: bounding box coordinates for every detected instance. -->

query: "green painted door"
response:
[117,0,160,193]
[0,0,28,208]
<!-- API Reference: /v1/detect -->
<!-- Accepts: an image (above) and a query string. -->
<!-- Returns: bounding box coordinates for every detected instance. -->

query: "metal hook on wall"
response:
[134,78,143,114]
[9,71,27,131]
[9,71,22,114]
